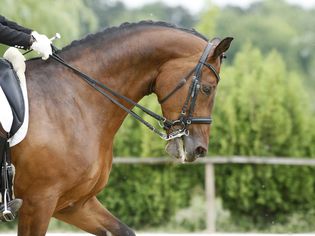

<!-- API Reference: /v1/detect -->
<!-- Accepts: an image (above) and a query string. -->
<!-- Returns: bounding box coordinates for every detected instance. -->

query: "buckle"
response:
[158,118,173,130]
[165,129,189,141]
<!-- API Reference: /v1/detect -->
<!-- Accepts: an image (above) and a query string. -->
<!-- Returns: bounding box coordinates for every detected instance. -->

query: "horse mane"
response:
[61,21,209,51]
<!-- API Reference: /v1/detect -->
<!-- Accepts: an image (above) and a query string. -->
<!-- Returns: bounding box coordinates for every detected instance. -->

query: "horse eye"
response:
[201,85,212,96]
[220,53,227,63]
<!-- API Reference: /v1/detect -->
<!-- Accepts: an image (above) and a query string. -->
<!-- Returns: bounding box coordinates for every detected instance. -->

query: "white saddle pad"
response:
[3,47,29,147]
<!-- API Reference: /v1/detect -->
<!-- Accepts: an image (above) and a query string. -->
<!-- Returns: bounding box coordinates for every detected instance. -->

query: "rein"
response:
[49,41,219,141]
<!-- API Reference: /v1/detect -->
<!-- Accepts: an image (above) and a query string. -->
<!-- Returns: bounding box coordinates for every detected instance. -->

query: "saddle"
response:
[0,48,26,221]
[0,59,25,137]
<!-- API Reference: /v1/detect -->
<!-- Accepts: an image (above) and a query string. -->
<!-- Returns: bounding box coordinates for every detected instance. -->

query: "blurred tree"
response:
[123,2,196,28]
[98,164,204,229]
[111,2,315,230]
[139,95,166,157]
[197,0,315,90]
[0,0,98,54]
[84,0,196,29]
[114,94,166,158]
[83,0,126,28]
[213,43,315,227]
[114,115,143,157]
[195,3,219,39]
[211,43,314,157]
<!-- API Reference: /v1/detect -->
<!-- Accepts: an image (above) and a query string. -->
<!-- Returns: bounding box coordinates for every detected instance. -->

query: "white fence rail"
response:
[113,156,315,233]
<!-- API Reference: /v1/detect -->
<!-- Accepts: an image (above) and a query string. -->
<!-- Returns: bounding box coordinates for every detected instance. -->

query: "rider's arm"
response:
[0,16,33,49]
[0,15,32,34]
[0,15,52,60]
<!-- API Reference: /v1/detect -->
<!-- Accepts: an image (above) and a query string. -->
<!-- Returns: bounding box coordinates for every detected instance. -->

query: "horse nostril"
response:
[195,146,207,157]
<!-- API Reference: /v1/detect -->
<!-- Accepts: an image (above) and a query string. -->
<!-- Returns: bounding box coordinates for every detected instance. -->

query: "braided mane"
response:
[62,21,208,51]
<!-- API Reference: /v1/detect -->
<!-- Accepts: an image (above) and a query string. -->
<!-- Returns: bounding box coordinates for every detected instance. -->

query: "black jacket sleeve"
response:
[0,15,33,49]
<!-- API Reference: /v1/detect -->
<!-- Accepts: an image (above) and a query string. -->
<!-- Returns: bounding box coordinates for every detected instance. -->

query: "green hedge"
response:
[101,44,315,231]
[211,44,314,157]
[98,164,204,229]
[212,44,315,227]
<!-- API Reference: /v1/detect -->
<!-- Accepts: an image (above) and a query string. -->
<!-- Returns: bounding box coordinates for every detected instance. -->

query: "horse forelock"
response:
[61,21,209,52]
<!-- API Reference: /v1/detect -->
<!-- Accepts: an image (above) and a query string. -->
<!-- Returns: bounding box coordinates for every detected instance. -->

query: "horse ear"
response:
[210,37,233,60]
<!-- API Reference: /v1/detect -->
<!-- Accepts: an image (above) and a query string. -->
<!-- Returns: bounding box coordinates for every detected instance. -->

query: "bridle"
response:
[158,42,220,139]
[50,41,220,141]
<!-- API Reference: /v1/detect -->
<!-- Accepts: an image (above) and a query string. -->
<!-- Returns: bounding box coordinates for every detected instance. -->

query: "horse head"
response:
[155,37,233,162]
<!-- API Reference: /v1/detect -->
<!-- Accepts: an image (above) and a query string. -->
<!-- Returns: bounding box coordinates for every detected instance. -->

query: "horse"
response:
[11,21,232,235]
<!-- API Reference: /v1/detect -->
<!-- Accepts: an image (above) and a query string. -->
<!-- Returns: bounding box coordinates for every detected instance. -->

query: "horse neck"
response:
[47,28,204,138]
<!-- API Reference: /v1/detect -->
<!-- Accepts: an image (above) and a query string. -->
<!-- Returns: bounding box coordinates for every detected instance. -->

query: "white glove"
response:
[30,31,52,60]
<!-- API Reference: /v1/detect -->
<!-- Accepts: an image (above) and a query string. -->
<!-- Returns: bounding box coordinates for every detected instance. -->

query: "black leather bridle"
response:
[157,42,220,139]
[50,41,219,141]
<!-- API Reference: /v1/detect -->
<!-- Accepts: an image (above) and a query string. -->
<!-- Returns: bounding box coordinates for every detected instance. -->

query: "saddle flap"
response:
[0,59,25,137]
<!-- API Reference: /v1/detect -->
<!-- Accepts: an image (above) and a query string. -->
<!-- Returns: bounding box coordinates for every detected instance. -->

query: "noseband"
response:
[50,42,220,141]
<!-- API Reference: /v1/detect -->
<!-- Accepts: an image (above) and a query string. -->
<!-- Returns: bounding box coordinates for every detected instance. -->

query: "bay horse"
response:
[11,21,232,235]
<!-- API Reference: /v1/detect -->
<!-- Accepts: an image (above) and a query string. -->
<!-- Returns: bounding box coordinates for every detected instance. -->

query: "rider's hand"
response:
[30,31,52,60]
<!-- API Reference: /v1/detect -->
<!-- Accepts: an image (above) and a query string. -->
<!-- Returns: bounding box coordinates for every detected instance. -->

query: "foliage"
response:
[73,0,315,231]
[0,220,15,231]
[213,44,315,227]
[0,0,98,55]
[204,0,315,89]
[167,187,206,231]
[113,95,165,157]
[195,4,219,40]
[211,44,314,156]
[139,95,166,157]
[196,2,315,227]
[84,0,196,29]
[216,202,315,233]
[98,164,204,229]
[111,89,205,230]
[113,115,143,157]
[111,41,315,230]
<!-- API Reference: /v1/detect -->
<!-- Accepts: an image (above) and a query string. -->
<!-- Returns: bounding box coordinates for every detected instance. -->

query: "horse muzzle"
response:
[165,136,208,163]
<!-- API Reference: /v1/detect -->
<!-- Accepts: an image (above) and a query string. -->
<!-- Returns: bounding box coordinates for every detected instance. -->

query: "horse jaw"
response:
[165,137,195,163]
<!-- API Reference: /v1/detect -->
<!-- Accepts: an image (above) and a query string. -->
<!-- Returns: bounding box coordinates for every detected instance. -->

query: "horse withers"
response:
[11,21,232,235]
